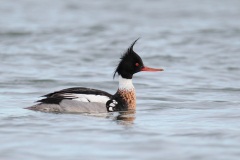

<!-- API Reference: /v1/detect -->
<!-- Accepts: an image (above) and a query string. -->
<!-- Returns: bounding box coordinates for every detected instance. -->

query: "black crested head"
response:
[113,38,144,79]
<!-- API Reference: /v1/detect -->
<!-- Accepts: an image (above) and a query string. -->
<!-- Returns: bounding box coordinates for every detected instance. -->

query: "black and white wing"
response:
[38,87,112,104]
[27,87,113,113]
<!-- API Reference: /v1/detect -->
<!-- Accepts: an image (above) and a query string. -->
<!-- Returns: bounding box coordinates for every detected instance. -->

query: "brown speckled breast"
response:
[117,89,136,110]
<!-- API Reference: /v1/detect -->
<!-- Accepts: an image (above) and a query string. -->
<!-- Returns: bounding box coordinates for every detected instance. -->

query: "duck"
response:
[26,39,164,113]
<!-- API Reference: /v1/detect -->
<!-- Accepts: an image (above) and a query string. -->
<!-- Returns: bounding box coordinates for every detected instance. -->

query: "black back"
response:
[37,87,112,104]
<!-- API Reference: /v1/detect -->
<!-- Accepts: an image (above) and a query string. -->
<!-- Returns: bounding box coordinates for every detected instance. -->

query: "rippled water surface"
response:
[1,0,240,159]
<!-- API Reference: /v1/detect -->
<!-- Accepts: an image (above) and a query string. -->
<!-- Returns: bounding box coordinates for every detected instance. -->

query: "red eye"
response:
[135,63,139,67]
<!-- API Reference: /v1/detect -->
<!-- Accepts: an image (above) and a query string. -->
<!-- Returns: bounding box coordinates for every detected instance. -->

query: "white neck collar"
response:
[118,76,134,90]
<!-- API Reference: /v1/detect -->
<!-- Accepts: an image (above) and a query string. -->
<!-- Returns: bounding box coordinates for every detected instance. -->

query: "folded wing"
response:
[26,87,113,113]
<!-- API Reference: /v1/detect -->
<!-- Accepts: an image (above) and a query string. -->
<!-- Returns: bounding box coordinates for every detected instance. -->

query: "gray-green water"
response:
[1,0,240,159]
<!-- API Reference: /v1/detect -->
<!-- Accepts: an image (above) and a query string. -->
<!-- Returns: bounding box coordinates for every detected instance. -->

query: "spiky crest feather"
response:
[113,38,140,78]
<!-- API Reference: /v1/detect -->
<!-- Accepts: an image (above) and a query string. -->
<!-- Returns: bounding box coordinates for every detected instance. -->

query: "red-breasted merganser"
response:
[26,39,164,113]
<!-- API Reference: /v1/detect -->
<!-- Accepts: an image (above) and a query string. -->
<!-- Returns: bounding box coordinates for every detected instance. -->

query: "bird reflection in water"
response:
[114,110,136,125]
[84,110,135,126]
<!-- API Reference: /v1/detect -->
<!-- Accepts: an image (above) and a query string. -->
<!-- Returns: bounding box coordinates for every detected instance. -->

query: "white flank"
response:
[62,93,110,103]
[118,76,135,91]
